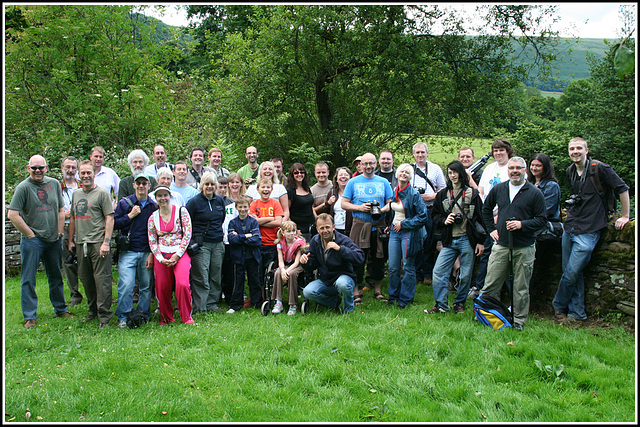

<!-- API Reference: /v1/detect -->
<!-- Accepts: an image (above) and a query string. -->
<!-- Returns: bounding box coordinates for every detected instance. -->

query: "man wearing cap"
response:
[8,155,73,329]
[352,156,363,177]
[113,172,158,328]
[118,149,158,200]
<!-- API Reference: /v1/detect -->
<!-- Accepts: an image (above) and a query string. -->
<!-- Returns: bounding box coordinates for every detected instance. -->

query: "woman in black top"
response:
[286,163,316,241]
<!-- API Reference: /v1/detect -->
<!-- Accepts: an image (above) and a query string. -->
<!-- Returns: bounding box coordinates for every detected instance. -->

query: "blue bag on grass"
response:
[473,294,513,330]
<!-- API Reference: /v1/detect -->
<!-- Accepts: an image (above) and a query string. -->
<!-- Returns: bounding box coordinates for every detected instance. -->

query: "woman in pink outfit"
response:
[148,186,194,325]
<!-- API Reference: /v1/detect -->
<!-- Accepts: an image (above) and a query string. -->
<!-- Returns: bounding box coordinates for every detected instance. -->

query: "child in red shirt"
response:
[250,178,284,302]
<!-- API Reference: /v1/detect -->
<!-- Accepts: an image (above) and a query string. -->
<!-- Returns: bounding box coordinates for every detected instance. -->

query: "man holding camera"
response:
[553,137,630,324]
[410,142,446,285]
[342,152,393,303]
[479,157,547,331]
[113,173,157,328]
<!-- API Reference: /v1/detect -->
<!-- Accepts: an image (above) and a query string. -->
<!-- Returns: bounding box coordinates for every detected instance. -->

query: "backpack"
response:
[126,308,148,329]
[588,160,617,216]
[473,294,513,330]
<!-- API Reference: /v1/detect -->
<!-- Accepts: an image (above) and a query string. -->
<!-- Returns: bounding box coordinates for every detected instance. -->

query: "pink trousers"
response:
[154,253,194,324]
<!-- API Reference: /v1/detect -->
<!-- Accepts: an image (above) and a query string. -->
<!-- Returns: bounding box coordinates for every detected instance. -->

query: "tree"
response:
[190,4,562,169]
[4,5,183,192]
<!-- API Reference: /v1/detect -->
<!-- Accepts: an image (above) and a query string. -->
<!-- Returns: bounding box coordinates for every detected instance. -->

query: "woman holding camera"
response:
[386,163,430,309]
[426,160,486,314]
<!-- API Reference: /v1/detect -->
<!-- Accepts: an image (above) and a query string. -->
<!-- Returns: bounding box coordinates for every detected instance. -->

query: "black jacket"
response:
[432,185,486,248]
[303,231,364,284]
[482,180,547,247]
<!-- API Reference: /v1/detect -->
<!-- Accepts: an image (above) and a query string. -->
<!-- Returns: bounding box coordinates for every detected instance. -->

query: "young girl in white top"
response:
[271,221,308,315]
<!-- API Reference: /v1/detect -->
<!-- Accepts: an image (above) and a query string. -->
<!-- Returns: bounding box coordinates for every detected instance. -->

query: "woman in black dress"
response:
[286,163,316,241]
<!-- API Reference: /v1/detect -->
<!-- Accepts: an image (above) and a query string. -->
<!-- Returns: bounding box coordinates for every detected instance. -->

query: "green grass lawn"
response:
[4,271,636,422]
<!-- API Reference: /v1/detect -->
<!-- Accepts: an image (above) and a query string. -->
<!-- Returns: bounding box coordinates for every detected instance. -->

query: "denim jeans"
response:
[552,230,600,320]
[387,229,417,306]
[303,275,355,313]
[20,236,68,320]
[115,250,152,321]
[432,236,475,310]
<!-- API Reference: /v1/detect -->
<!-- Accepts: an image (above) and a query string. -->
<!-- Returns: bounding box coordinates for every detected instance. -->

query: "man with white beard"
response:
[118,150,157,200]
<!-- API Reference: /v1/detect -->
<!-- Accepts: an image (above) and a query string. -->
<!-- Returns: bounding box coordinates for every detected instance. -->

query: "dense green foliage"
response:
[4,4,636,203]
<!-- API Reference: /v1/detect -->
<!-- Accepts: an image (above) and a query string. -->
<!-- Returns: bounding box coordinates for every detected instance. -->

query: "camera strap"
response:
[447,188,465,215]
[412,163,436,193]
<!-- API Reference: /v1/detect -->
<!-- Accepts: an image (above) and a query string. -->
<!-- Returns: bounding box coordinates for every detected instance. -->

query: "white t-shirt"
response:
[410,160,446,207]
[333,194,346,230]
[478,161,509,201]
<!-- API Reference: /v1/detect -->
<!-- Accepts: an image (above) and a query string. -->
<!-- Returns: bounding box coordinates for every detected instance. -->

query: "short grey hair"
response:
[156,167,173,181]
[508,156,527,169]
[200,171,218,193]
[412,141,428,153]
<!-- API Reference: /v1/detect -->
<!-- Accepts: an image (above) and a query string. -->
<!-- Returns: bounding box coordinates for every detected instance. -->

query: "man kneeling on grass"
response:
[300,213,365,313]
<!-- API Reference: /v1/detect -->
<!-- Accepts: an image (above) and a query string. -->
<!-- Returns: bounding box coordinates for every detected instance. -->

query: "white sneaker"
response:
[226,308,235,314]
[272,301,283,314]
[118,320,127,329]
[287,306,297,316]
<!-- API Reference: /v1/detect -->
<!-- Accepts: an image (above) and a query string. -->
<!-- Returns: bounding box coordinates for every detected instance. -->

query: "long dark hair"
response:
[445,160,470,190]
[287,162,311,192]
[527,153,558,183]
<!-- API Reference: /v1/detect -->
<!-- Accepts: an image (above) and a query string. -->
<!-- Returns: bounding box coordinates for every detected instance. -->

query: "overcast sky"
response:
[145,3,635,39]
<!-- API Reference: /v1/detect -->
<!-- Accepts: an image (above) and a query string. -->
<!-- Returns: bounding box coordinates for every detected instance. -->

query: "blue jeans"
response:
[432,236,475,310]
[552,230,600,320]
[303,275,355,313]
[387,229,417,306]
[20,236,68,320]
[115,250,152,321]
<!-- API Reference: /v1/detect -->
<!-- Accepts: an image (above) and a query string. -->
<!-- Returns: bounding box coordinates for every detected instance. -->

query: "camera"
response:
[453,213,464,224]
[378,228,389,241]
[415,187,426,194]
[369,200,382,221]
[565,194,583,207]
[65,247,77,265]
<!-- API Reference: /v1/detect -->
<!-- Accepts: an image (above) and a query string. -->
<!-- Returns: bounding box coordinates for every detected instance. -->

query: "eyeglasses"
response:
[293,171,305,175]
[361,162,376,166]
[202,182,216,186]
[30,166,46,171]
[135,181,149,186]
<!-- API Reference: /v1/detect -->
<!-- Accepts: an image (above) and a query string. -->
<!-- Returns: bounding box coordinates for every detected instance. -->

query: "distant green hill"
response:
[514,37,611,91]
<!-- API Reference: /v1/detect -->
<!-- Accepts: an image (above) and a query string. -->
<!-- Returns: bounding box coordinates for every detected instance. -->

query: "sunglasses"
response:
[30,166,46,171]
[293,170,305,175]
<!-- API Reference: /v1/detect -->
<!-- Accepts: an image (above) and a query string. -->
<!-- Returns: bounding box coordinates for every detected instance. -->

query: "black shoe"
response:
[397,304,406,310]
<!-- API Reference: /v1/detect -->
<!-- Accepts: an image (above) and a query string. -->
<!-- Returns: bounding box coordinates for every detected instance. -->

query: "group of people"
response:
[9,137,630,331]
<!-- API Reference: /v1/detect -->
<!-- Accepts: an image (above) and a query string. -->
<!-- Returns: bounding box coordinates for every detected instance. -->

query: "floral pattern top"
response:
[148,205,192,261]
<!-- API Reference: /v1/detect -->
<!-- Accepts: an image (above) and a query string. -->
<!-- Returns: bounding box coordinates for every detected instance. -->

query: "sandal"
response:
[354,296,363,305]
[374,292,388,301]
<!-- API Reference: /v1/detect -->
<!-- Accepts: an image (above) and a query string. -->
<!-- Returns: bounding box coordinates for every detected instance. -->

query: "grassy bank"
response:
[3,271,635,422]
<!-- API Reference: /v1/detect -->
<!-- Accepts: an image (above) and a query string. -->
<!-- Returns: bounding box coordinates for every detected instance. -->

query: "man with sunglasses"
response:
[8,155,73,329]
[113,173,157,328]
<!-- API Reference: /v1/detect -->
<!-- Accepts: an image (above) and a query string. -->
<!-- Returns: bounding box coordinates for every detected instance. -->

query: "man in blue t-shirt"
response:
[342,152,393,303]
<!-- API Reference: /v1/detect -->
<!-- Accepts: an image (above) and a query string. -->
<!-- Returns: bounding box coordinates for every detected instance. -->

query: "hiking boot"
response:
[424,305,446,314]
[118,320,128,329]
[513,323,524,331]
[24,319,36,329]
[554,310,568,323]
[453,303,465,314]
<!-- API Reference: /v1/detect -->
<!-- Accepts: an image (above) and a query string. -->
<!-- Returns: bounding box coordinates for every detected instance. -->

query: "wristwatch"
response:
[58,232,64,239]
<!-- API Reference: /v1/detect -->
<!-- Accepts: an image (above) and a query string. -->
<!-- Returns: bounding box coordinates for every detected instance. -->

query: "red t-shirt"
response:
[249,198,284,245]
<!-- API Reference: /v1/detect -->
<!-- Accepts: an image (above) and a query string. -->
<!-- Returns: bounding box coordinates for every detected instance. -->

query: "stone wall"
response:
[4,205,636,320]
